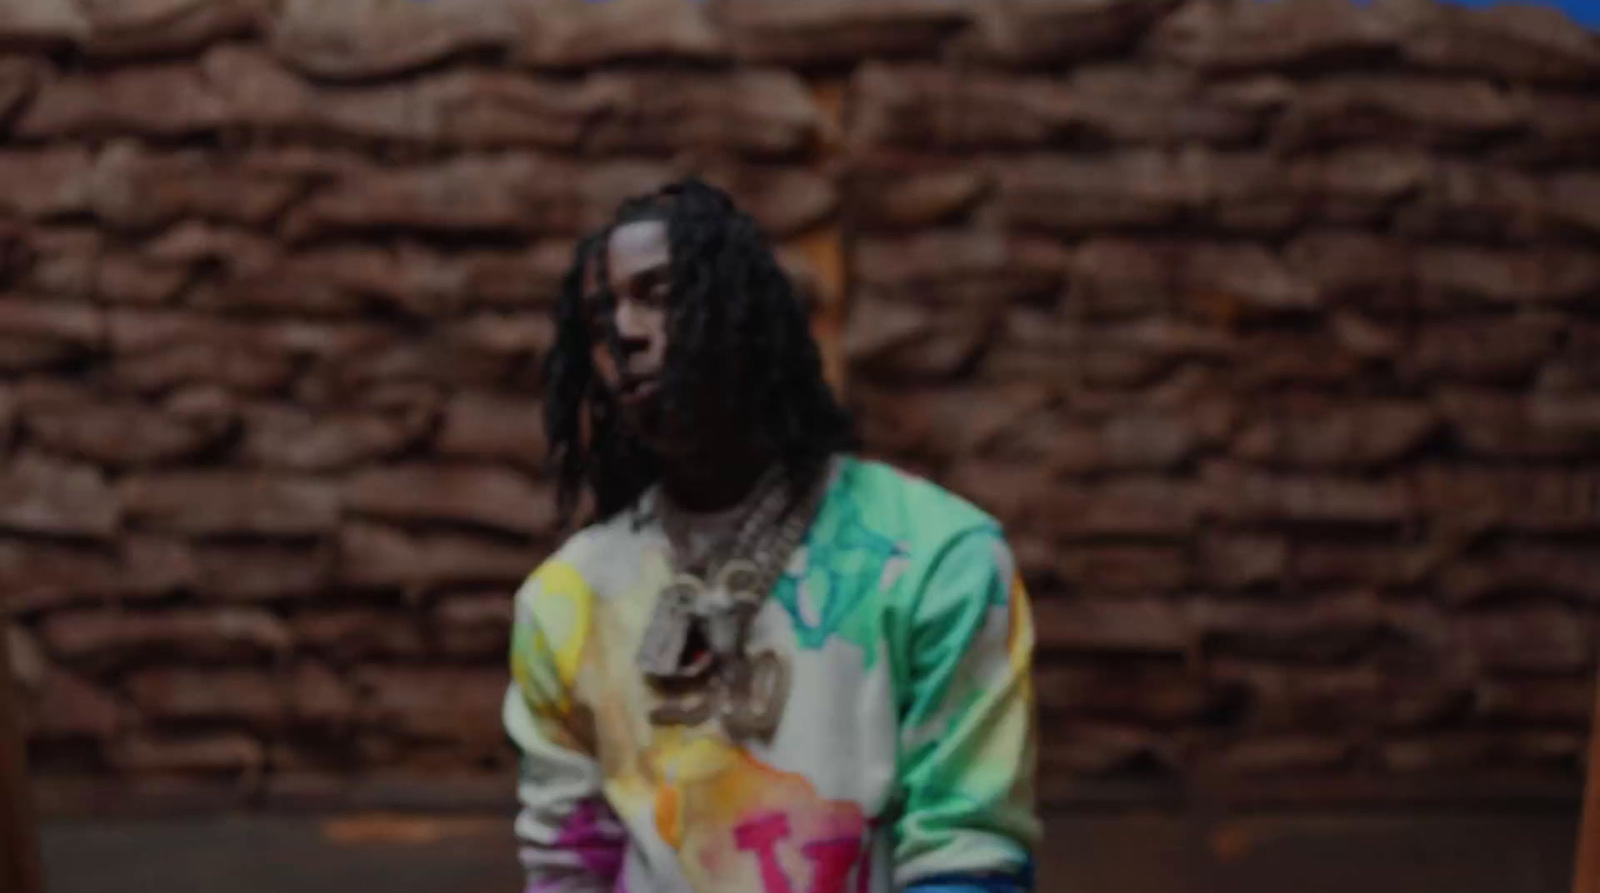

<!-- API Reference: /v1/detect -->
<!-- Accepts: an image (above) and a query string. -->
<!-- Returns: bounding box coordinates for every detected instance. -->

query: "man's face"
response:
[585,219,684,452]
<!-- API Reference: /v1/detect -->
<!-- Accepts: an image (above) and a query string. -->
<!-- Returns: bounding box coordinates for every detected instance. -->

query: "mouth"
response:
[616,375,660,408]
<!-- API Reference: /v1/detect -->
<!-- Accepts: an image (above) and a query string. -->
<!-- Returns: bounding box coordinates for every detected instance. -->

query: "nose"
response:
[613,301,653,348]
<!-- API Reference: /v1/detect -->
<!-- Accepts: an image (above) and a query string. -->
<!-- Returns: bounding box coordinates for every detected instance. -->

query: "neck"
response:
[657,445,776,514]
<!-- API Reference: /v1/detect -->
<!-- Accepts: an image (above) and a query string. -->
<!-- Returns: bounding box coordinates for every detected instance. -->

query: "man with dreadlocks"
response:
[504,179,1039,893]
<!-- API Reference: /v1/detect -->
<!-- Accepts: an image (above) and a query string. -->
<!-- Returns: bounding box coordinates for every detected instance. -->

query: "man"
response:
[504,179,1039,893]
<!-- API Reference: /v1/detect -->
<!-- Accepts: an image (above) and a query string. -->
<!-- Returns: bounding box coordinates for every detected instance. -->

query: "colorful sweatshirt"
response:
[503,457,1040,893]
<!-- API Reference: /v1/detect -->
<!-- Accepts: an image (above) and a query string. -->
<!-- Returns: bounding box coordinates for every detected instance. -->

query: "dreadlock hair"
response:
[544,178,857,528]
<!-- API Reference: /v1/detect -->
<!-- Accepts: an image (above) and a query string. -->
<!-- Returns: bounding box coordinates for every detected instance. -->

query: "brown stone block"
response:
[1284,230,1413,310]
[0,454,118,538]
[695,163,837,237]
[188,541,332,603]
[120,471,337,537]
[1202,735,1357,775]
[1033,595,1195,656]
[336,523,539,591]
[77,0,265,59]
[857,231,1067,308]
[318,70,603,152]
[88,142,307,233]
[285,153,564,239]
[1197,532,1289,590]
[1393,161,1546,242]
[0,1,87,47]
[1286,147,1432,226]
[1203,463,1413,525]
[1442,540,1600,605]
[1544,172,1600,238]
[1231,401,1437,469]
[848,301,998,381]
[240,404,431,473]
[43,608,292,665]
[1377,0,1600,84]
[437,391,546,471]
[585,70,820,157]
[1417,465,1600,533]
[0,55,40,124]
[1437,389,1600,460]
[1476,677,1594,725]
[293,610,429,662]
[0,148,93,219]
[1038,411,1217,474]
[960,0,1180,67]
[354,666,510,748]
[1067,65,1268,146]
[719,0,970,67]
[1040,478,1205,538]
[125,667,285,729]
[1404,315,1559,382]
[1273,76,1519,150]
[853,382,1050,461]
[1197,592,1385,662]
[110,342,298,397]
[344,464,554,537]
[268,0,511,80]
[287,662,357,727]
[1450,608,1594,673]
[845,158,990,230]
[1035,661,1219,723]
[1502,92,1600,164]
[26,669,125,740]
[0,297,103,347]
[943,460,1047,529]
[511,0,727,69]
[0,540,125,614]
[850,65,1076,150]
[16,62,230,140]
[1213,661,1465,730]
[23,399,232,468]
[109,731,264,775]
[995,152,1200,232]
[1050,545,1191,594]
[434,592,514,660]
[1288,538,1436,589]
[1069,239,1317,318]
[1151,0,1397,72]
[1039,721,1178,776]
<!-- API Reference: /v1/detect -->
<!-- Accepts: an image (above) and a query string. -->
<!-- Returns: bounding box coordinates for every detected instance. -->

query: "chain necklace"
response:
[636,461,831,741]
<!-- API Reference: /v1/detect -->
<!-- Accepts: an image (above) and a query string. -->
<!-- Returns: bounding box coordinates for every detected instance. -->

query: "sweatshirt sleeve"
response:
[891,527,1041,893]
[503,560,626,893]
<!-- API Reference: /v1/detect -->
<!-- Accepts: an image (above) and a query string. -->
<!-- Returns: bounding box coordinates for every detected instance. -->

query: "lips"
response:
[617,375,660,407]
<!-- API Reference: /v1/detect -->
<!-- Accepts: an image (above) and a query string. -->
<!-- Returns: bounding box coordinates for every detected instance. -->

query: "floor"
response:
[39,808,1579,893]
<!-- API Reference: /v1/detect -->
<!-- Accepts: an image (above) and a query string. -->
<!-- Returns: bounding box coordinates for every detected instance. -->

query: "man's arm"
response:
[893,528,1041,893]
[504,561,625,893]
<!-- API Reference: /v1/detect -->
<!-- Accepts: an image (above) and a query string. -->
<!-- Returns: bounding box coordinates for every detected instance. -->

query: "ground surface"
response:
[39,808,1579,893]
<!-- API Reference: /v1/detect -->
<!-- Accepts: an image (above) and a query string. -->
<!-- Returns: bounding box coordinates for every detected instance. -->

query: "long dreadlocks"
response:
[544,178,856,527]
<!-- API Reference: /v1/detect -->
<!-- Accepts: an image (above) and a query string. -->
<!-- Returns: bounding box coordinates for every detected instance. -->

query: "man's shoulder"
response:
[516,510,643,601]
[835,457,1003,550]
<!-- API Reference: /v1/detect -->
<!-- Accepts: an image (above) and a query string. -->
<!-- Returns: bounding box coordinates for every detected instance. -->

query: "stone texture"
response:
[344,464,554,537]
[337,523,538,591]
[43,608,292,665]
[77,0,265,58]
[125,668,285,729]
[0,453,118,537]
[960,0,1180,66]
[1376,0,1600,84]
[119,472,339,536]
[1152,0,1397,72]
[720,0,970,66]
[23,399,232,467]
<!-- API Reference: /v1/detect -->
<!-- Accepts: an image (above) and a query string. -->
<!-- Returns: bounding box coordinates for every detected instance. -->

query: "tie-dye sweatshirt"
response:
[503,457,1040,893]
